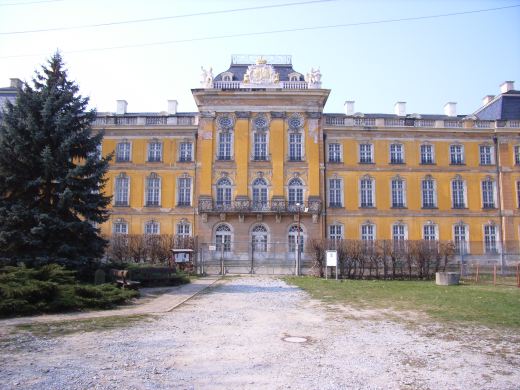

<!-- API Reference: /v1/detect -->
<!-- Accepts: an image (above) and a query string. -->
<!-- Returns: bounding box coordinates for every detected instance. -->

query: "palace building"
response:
[5,55,519,268]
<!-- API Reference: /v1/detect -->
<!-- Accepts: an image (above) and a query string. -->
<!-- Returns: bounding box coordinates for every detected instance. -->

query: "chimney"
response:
[9,78,22,88]
[116,100,128,115]
[344,101,355,115]
[482,95,495,106]
[500,81,514,93]
[394,102,406,116]
[167,100,178,115]
[443,102,457,117]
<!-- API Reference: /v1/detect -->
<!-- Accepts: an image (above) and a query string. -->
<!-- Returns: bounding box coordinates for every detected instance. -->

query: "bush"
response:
[0,264,138,318]
[125,265,190,287]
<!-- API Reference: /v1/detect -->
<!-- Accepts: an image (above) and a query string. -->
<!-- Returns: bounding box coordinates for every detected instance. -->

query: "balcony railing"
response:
[198,199,322,214]
[92,115,196,127]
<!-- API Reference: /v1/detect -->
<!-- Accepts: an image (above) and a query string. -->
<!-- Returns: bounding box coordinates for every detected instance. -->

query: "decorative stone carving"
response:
[305,67,322,89]
[235,111,251,119]
[242,58,280,87]
[238,214,244,223]
[219,213,226,221]
[270,111,285,119]
[216,114,235,130]
[252,113,269,131]
[256,214,263,221]
[201,213,208,223]
[275,214,282,223]
[200,66,214,88]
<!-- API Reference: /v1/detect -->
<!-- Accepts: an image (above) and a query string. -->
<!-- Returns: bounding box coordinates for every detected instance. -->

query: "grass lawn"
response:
[285,277,520,329]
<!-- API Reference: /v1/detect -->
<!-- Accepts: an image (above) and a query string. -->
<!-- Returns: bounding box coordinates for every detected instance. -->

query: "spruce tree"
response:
[0,53,112,267]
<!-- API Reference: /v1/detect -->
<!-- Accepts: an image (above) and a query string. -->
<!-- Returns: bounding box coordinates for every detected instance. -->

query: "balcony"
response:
[198,199,322,214]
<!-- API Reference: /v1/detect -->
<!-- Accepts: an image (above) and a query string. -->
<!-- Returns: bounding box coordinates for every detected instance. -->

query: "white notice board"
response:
[326,250,337,267]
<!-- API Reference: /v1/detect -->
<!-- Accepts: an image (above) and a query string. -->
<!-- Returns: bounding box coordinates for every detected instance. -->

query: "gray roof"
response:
[473,90,520,120]
[214,63,304,82]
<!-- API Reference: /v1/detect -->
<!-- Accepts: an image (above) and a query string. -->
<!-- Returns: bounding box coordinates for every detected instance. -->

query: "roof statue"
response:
[306,67,322,89]
[242,57,280,87]
[200,66,214,88]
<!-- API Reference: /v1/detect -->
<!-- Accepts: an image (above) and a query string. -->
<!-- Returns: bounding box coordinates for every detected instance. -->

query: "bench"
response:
[110,269,141,290]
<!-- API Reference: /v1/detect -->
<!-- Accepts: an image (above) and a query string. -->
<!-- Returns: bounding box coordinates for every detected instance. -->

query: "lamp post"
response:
[296,202,301,276]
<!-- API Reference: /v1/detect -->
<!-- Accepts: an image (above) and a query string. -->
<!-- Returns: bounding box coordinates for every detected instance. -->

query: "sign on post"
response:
[325,250,338,280]
[208,245,216,251]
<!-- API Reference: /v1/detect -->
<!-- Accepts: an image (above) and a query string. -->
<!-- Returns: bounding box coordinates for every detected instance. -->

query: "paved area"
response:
[0,276,519,389]
[0,276,220,327]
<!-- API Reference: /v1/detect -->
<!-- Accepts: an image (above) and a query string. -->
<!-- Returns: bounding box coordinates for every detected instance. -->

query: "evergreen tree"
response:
[0,53,112,267]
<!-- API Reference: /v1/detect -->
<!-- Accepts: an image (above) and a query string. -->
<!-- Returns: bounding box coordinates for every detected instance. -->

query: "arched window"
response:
[216,177,232,209]
[288,224,304,253]
[252,178,268,210]
[114,173,129,206]
[251,224,268,252]
[145,173,161,206]
[144,220,160,235]
[215,224,232,252]
[288,178,304,206]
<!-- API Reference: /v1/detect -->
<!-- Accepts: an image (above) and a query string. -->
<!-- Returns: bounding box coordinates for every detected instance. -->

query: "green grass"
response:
[14,314,155,338]
[285,277,520,329]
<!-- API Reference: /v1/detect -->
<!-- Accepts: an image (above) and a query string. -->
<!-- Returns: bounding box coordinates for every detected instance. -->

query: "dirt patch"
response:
[0,276,518,389]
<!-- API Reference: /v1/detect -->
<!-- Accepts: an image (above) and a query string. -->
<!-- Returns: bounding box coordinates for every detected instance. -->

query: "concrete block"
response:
[436,272,460,286]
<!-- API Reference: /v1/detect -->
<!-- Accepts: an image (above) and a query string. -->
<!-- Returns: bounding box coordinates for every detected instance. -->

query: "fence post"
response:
[516,263,520,288]
[475,263,479,283]
[493,264,497,286]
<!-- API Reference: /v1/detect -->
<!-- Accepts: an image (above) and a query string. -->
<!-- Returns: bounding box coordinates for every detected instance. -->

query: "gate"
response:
[198,241,313,275]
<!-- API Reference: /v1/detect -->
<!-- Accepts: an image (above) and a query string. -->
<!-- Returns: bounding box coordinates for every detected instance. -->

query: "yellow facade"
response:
[92,56,520,265]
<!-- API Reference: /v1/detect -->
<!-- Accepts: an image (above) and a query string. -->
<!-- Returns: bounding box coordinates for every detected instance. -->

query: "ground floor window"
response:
[251,225,268,252]
[288,225,304,253]
[215,224,232,252]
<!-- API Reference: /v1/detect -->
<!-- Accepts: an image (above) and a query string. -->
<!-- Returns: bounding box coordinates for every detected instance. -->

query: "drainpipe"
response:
[322,131,328,277]
[493,135,505,274]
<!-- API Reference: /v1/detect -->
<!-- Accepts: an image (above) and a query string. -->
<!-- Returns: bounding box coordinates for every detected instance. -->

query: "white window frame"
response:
[216,177,233,209]
[145,173,161,207]
[421,176,437,208]
[420,143,435,164]
[392,223,408,251]
[144,220,160,235]
[361,223,376,241]
[328,224,344,242]
[390,177,406,208]
[328,177,343,208]
[479,144,494,165]
[483,223,499,254]
[116,140,131,162]
[251,224,269,252]
[114,173,130,206]
[288,224,304,253]
[389,143,404,164]
[359,143,374,164]
[179,142,193,162]
[217,130,233,161]
[328,142,342,163]
[252,177,269,210]
[177,176,192,206]
[215,223,232,252]
[359,176,375,208]
[176,221,191,237]
[113,220,128,234]
[453,223,470,254]
[422,223,439,241]
[449,144,465,165]
[288,177,304,206]
[514,145,520,166]
[451,176,467,209]
[147,140,162,162]
[288,131,304,161]
[481,177,496,209]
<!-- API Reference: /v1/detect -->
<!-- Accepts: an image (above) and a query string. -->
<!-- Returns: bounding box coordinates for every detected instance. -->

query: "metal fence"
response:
[445,262,520,287]
[197,241,314,275]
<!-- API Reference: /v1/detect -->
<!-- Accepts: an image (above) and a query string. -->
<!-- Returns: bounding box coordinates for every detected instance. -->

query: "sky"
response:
[0,0,519,115]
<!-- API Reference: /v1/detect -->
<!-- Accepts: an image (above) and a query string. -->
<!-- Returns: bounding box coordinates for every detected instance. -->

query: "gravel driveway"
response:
[0,276,518,389]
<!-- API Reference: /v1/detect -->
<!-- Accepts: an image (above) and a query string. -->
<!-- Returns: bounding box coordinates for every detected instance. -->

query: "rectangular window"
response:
[423,225,437,241]
[146,177,160,206]
[390,144,404,164]
[148,142,162,162]
[450,145,464,165]
[115,176,129,206]
[391,179,405,208]
[328,143,341,163]
[329,225,343,242]
[452,180,465,208]
[420,144,434,164]
[359,144,373,163]
[422,179,436,208]
[481,180,495,208]
[484,225,498,254]
[517,181,520,208]
[253,133,268,160]
[361,224,375,241]
[454,225,468,254]
[177,177,191,206]
[328,179,342,207]
[179,142,193,162]
[216,235,231,252]
[218,132,232,160]
[116,142,131,162]
[177,223,190,238]
[392,224,406,251]
[289,133,303,161]
[360,179,374,207]
[114,222,128,234]
[515,146,520,165]
[479,145,493,165]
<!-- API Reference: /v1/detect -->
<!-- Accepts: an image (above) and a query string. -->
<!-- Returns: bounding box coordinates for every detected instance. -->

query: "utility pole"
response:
[296,202,301,276]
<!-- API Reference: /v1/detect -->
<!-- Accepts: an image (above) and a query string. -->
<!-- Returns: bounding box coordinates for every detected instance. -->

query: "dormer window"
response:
[221,72,234,82]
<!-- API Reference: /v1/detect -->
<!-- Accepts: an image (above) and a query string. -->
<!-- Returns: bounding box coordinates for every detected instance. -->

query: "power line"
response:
[0,0,67,6]
[1,4,519,59]
[0,0,335,35]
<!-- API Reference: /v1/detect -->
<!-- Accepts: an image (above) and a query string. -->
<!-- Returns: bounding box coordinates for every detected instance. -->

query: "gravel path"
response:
[0,276,518,389]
